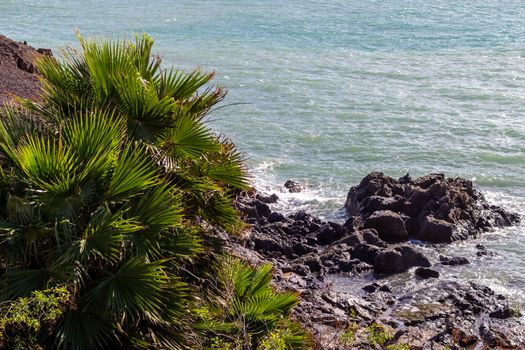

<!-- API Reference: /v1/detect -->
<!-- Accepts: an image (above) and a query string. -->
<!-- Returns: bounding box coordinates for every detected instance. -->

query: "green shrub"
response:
[195,257,309,350]
[27,32,249,232]
[365,322,394,347]
[0,286,71,349]
[339,322,359,346]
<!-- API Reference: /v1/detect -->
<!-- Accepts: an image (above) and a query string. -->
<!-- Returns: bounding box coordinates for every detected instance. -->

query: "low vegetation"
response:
[0,34,308,349]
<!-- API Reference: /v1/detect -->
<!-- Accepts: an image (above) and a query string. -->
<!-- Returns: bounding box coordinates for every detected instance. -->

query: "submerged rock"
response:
[439,255,470,266]
[284,179,303,193]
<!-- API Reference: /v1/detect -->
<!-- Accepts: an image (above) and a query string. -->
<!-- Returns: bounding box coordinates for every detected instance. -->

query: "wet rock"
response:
[378,284,392,293]
[439,255,470,266]
[364,210,408,242]
[345,172,519,243]
[363,283,380,293]
[396,245,431,269]
[284,180,302,193]
[360,228,388,247]
[373,249,404,274]
[416,215,454,243]
[333,231,363,247]
[489,306,521,319]
[268,211,286,223]
[374,246,431,274]
[256,192,279,204]
[475,244,497,258]
[316,222,346,245]
[352,243,382,265]
[415,267,440,279]
[399,173,412,184]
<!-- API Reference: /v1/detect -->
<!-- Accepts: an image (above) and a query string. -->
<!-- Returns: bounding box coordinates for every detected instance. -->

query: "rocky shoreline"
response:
[230,173,523,349]
[1,36,523,349]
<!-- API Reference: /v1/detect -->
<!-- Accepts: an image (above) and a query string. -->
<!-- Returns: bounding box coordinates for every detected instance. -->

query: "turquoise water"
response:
[2,0,525,299]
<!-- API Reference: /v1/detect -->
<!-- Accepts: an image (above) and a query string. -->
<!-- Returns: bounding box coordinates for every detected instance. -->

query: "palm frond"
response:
[157,112,220,160]
[105,143,158,200]
[55,309,116,350]
[81,257,169,320]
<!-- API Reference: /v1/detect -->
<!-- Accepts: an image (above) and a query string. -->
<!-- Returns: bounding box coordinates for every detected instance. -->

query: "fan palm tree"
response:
[0,34,307,350]
[0,107,199,349]
[195,257,309,350]
[25,33,249,232]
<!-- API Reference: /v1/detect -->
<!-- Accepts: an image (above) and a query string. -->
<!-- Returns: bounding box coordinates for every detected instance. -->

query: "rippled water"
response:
[1,0,525,299]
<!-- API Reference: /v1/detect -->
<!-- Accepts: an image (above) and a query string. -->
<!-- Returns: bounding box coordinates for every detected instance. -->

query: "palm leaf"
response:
[105,143,158,200]
[81,257,169,320]
[55,309,116,350]
[158,112,220,160]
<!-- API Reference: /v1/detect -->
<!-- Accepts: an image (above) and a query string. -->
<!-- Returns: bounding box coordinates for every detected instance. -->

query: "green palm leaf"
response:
[157,112,220,159]
[2,269,50,299]
[81,257,169,320]
[105,143,158,200]
[56,309,116,350]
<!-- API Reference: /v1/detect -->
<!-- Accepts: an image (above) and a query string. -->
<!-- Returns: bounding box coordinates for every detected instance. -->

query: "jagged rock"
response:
[316,222,346,245]
[268,211,286,223]
[416,215,454,243]
[0,35,51,105]
[36,48,53,56]
[345,172,519,243]
[364,210,408,242]
[284,179,302,193]
[439,255,470,266]
[352,243,382,265]
[363,283,380,293]
[361,228,388,247]
[374,246,430,274]
[489,307,521,319]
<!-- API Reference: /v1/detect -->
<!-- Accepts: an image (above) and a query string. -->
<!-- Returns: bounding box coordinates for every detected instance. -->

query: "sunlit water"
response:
[2,0,524,300]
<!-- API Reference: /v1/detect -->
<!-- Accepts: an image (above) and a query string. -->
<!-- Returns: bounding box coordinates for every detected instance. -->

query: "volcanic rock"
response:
[0,35,51,105]
[364,210,408,242]
[345,172,519,243]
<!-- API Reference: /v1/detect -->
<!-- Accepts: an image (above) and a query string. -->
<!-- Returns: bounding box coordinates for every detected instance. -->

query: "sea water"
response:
[1,0,524,300]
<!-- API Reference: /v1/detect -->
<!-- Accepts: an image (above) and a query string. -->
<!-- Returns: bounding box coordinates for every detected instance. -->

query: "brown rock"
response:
[417,215,454,243]
[364,210,408,242]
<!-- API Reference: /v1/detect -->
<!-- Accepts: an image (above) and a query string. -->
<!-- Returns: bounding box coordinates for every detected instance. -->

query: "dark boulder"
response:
[373,249,405,274]
[396,245,431,269]
[360,228,388,248]
[416,215,454,243]
[374,245,430,274]
[363,283,380,293]
[256,193,279,204]
[284,180,302,193]
[352,243,381,265]
[316,222,346,245]
[415,267,440,279]
[439,255,470,266]
[293,254,323,273]
[364,210,408,242]
[268,211,286,223]
[345,172,519,244]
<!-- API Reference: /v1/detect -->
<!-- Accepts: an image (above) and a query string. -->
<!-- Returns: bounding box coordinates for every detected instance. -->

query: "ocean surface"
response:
[2,0,525,300]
